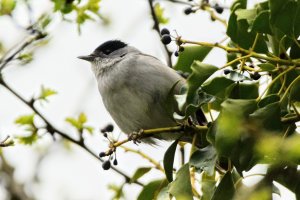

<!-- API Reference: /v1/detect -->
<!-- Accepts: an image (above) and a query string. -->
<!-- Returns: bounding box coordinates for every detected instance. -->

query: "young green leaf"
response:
[37,86,57,102]
[15,114,35,126]
[154,3,169,24]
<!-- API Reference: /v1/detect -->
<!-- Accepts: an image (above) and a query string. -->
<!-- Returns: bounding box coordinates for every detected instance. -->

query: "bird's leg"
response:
[128,129,144,144]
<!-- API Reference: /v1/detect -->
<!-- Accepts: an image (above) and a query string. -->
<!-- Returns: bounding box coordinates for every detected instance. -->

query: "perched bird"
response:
[78,40,205,144]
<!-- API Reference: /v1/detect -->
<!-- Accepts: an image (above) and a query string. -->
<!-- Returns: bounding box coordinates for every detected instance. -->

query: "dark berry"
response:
[103,133,108,138]
[160,28,170,35]
[161,34,171,45]
[102,160,111,170]
[101,124,114,133]
[113,159,118,165]
[179,46,185,52]
[214,4,224,14]
[249,64,255,68]
[174,51,179,57]
[279,53,287,59]
[251,72,261,80]
[99,152,106,157]
[224,69,231,75]
[184,7,193,15]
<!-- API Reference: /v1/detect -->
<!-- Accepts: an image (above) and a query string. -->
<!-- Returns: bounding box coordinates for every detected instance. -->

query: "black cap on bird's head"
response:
[78,40,128,62]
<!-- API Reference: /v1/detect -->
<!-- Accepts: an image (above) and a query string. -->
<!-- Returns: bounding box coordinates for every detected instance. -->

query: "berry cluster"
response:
[98,124,118,170]
[183,0,224,16]
[160,28,185,57]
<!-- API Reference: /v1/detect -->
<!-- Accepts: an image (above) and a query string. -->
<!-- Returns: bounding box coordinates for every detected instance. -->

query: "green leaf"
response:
[84,126,94,134]
[215,99,257,156]
[269,0,300,38]
[78,112,87,124]
[258,94,280,108]
[17,132,38,145]
[202,77,235,96]
[249,102,283,131]
[137,179,167,200]
[130,167,152,183]
[15,114,35,126]
[290,40,300,59]
[201,174,217,200]
[154,3,169,24]
[225,71,250,82]
[227,7,268,53]
[289,77,300,102]
[189,145,217,176]
[229,82,259,99]
[186,61,218,104]
[211,172,235,200]
[65,117,81,129]
[235,9,257,24]
[258,63,275,72]
[174,46,212,73]
[168,164,193,200]
[108,183,124,199]
[163,140,178,182]
[52,0,73,14]
[251,10,272,34]
[38,86,57,101]
[0,0,16,15]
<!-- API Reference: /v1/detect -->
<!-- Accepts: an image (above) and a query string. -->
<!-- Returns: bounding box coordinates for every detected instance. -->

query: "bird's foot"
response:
[128,129,143,144]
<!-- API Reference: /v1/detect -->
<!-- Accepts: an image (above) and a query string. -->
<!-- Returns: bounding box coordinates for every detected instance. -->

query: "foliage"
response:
[1,0,300,199]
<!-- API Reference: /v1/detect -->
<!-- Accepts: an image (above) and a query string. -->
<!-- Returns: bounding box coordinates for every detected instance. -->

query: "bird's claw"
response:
[128,129,143,144]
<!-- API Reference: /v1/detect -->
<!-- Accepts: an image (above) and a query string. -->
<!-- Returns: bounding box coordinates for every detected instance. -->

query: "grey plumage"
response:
[78,40,186,144]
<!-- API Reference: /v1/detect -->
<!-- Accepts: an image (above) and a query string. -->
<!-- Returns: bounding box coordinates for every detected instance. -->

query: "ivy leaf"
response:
[154,3,169,24]
[130,167,152,183]
[211,172,235,200]
[163,140,178,182]
[137,179,167,200]
[174,46,212,73]
[168,164,193,200]
[190,145,217,176]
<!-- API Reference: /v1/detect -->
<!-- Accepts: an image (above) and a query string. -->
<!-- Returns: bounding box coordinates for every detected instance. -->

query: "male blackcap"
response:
[78,40,203,144]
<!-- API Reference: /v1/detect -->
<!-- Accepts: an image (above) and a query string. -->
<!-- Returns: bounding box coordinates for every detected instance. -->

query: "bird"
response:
[78,40,205,144]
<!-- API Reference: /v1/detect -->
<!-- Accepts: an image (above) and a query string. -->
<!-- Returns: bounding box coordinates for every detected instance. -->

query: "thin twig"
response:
[121,146,164,172]
[0,32,45,71]
[0,79,143,186]
[147,0,173,67]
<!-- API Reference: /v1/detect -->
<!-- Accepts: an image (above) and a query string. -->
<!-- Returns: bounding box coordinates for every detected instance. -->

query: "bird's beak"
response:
[77,55,95,62]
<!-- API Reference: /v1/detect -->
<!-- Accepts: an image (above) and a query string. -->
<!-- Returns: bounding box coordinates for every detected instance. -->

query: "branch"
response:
[0,136,14,147]
[0,78,143,187]
[179,38,300,67]
[0,31,46,72]
[147,0,173,67]
[102,125,208,157]
[121,146,164,172]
